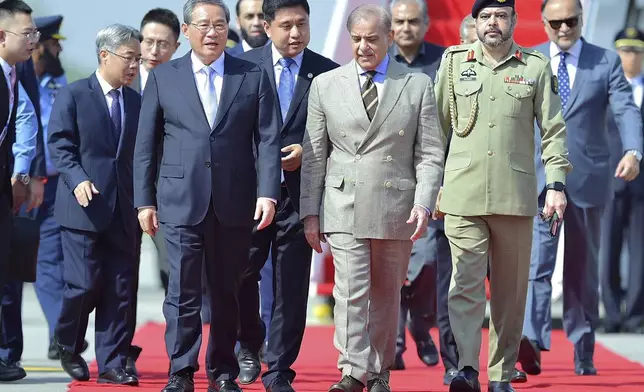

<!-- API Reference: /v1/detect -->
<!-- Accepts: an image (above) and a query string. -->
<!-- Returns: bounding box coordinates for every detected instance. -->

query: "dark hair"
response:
[141,8,181,39]
[541,0,583,13]
[263,0,310,22]
[0,0,32,20]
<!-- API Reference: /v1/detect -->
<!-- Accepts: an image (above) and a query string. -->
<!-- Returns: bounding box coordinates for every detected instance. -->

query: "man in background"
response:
[227,0,270,55]
[599,27,644,335]
[459,14,476,44]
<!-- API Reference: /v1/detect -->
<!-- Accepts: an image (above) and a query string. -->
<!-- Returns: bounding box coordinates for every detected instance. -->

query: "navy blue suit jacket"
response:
[533,40,643,208]
[48,73,141,234]
[237,45,338,212]
[134,52,281,227]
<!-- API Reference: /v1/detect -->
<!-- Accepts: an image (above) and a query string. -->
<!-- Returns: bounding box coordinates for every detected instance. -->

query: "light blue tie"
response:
[278,57,295,121]
[557,52,571,110]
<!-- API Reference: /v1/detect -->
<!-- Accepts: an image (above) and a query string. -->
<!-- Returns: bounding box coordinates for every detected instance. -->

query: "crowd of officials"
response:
[0,0,643,391]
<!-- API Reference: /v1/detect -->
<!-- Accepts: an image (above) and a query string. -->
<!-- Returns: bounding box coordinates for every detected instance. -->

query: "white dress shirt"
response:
[191,51,224,127]
[95,70,125,132]
[0,56,15,145]
[627,75,643,108]
[139,64,149,93]
[549,39,583,89]
[242,40,253,53]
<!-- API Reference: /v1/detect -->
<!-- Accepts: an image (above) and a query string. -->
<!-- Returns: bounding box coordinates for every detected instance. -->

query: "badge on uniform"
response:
[551,75,559,95]
[504,74,535,85]
[460,68,477,81]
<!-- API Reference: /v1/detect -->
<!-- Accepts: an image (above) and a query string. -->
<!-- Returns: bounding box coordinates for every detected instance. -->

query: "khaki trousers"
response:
[326,233,412,385]
[444,214,532,382]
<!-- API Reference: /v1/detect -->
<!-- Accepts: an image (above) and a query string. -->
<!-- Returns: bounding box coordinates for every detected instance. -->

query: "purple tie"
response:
[108,89,121,141]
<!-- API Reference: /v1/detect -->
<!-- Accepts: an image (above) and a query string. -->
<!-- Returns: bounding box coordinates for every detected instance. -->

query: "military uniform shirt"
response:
[434,40,572,217]
[40,73,67,176]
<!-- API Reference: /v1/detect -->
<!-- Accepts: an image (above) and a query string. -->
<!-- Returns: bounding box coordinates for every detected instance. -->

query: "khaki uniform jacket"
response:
[300,59,446,240]
[435,41,572,217]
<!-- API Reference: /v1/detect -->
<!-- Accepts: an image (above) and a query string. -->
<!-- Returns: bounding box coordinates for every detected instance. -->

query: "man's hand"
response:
[138,207,159,236]
[11,178,27,213]
[407,205,429,241]
[281,144,303,171]
[542,189,567,221]
[26,178,45,212]
[73,180,99,207]
[615,154,640,181]
[432,187,444,220]
[255,198,276,230]
[303,215,325,253]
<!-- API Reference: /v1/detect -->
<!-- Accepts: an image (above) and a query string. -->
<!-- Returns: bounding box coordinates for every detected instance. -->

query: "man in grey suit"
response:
[518,0,643,378]
[300,5,445,392]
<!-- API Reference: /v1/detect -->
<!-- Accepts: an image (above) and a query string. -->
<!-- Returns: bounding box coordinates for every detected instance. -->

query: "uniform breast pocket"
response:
[453,81,482,115]
[503,84,534,118]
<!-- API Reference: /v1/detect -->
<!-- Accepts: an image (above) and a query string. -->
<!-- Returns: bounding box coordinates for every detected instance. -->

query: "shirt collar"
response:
[241,40,253,53]
[271,44,304,68]
[139,64,149,79]
[466,40,526,65]
[95,69,123,96]
[191,50,225,76]
[550,39,583,59]
[356,54,390,76]
[0,57,12,79]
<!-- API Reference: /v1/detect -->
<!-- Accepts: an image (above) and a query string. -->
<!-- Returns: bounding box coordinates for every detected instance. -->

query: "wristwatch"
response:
[626,150,643,162]
[546,181,565,192]
[13,173,30,185]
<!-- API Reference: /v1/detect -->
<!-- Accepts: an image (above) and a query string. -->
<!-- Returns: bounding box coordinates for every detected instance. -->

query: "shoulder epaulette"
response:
[445,44,470,53]
[521,47,549,62]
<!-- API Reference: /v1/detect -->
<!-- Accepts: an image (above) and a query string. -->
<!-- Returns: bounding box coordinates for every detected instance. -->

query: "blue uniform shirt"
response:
[40,73,67,176]
[12,81,38,175]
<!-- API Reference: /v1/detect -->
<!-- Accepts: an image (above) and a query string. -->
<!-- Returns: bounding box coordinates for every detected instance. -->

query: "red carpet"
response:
[69,322,644,391]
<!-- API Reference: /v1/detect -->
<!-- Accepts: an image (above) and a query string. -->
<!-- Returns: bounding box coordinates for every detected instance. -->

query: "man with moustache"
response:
[234,0,338,390]
[48,24,142,386]
[134,0,280,391]
[433,0,571,391]
[228,0,270,55]
[518,0,642,378]
[301,4,445,392]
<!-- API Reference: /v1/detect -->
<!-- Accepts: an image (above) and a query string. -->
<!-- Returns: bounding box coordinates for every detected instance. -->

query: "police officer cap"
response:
[472,0,515,18]
[35,15,65,41]
[615,27,644,52]
[226,29,240,49]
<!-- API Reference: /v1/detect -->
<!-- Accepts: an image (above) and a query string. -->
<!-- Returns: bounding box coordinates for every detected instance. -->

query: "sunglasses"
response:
[545,15,581,30]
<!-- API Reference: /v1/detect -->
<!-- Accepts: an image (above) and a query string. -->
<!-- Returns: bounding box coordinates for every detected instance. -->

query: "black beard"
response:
[241,28,269,48]
[42,49,65,78]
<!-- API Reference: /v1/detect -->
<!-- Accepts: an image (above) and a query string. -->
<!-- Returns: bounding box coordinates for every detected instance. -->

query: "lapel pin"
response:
[307,73,313,78]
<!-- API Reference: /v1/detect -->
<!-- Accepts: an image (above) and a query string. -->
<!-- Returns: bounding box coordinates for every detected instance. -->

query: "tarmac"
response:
[3,236,644,391]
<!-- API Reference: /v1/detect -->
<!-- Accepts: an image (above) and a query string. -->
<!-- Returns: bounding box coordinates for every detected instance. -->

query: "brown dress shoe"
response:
[328,375,365,392]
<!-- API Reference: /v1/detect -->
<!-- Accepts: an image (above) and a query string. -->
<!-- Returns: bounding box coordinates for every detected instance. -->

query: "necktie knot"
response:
[279,57,295,68]
[109,89,120,99]
[202,65,215,77]
[364,70,377,80]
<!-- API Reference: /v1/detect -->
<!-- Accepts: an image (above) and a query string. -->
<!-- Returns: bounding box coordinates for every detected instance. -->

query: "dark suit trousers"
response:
[600,191,644,329]
[0,193,13,351]
[55,201,137,374]
[237,187,311,386]
[163,202,251,382]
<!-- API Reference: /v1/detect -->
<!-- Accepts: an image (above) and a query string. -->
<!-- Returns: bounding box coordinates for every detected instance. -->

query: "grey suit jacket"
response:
[300,59,446,240]
[533,39,643,208]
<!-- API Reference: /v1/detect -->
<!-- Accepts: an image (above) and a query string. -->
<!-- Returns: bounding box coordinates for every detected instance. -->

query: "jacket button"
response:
[386,155,392,162]
[385,181,392,188]
[355,154,361,160]
[487,151,493,156]
[399,130,405,136]
[205,161,211,168]
[341,132,346,138]
[281,133,287,139]
[210,136,215,142]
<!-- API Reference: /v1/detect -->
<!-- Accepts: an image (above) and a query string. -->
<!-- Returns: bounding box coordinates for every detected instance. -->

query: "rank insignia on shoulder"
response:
[551,75,559,95]
[504,74,535,85]
[466,49,475,62]
[515,49,523,61]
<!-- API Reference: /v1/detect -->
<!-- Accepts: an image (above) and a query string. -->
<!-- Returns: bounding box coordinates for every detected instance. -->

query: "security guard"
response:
[433,1,572,391]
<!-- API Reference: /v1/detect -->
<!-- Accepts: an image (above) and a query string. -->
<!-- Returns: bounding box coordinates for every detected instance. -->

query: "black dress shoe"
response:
[266,375,295,392]
[0,359,27,382]
[510,367,527,383]
[49,339,89,360]
[574,360,597,376]
[517,336,541,375]
[98,368,139,386]
[208,379,243,392]
[449,367,481,392]
[328,375,365,392]
[126,345,142,376]
[162,369,195,392]
[58,345,90,381]
[416,338,439,367]
[488,381,515,392]
[391,354,405,370]
[237,349,261,385]
[443,368,458,385]
[367,378,390,392]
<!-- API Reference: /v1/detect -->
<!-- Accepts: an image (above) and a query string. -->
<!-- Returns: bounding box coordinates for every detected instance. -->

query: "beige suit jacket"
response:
[300,59,446,240]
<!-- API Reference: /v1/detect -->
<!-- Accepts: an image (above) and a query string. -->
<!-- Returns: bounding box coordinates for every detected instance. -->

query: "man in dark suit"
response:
[227,0,269,55]
[234,0,337,390]
[48,24,142,386]
[599,27,644,334]
[134,1,280,391]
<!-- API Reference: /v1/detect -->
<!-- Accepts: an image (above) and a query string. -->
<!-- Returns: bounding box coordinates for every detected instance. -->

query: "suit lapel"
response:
[564,41,589,115]
[282,49,314,130]
[212,54,245,132]
[259,45,280,126]
[357,61,411,151]
[175,53,211,131]
[339,61,370,132]
[117,89,136,156]
[89,74,115,139]
[131,71,141,94]
[0,68,8,129]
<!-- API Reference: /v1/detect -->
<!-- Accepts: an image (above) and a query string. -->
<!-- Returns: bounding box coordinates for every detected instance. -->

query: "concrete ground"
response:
[3,236,644,391]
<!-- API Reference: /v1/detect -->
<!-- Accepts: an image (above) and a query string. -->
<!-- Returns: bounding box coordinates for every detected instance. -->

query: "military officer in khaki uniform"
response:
[433,1,572,391]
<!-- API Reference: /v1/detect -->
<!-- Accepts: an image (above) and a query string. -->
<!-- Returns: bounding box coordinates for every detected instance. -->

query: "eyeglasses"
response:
[545,15,581,30]
[142,38,173,51]
[190,22,227,34]
[107,50,141,65]
[5,29,40,43]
